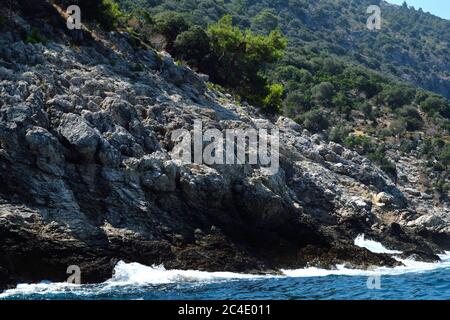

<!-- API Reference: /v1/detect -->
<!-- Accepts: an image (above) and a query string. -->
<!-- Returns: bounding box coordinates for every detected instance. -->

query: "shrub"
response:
[205,15,287,106]
[98,0,121,30]
[437,144,450,168]
[283,90,311,116]
[389,119,407,136]
[414,90,429,104]
[173,26,211,67]
[252,9,279,33]
[60,0,122,31]
[344,135,374,154]
[263,83,284,113]
[399,139,418,153]
[434,178,449,195]
[328,124,350,143]
[397,105,423,131]
[311,82,335,105]
[297,108,329,133]
[368,147,397,179]
[381,85,415,109]
[359,101,375,120]
[154,11,189,48]
[274,66,312,83]
[25,28,46,44]
[420,96,449,116]
[322,58,343,74]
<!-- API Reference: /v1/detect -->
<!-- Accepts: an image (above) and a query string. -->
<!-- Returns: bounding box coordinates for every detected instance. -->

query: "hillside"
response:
[118,0,450,99]
[114,0,450,203]
[0,0,449,290]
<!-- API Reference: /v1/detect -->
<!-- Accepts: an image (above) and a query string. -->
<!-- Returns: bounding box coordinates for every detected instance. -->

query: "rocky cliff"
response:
[0,3,448,290]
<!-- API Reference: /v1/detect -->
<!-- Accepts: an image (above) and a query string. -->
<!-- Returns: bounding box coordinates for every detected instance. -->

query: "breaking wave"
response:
[1,235,449,299]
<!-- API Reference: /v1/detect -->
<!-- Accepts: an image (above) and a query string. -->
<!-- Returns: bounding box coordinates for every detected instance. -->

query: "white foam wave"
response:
[0,282,82,298]
[1,236,449,298]
[354,234,402,254]
[282,252,450,277]
[104,261,271,286]
[282,235,450,277]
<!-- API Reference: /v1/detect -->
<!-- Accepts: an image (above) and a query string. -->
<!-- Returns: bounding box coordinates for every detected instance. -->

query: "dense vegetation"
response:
[117,0,450,99]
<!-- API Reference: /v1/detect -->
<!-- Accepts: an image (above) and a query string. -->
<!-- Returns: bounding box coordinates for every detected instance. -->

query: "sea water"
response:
[1,235,449,300]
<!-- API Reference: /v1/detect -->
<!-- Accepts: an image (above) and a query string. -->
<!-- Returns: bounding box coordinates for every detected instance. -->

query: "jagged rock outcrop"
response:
[0,3,448,290]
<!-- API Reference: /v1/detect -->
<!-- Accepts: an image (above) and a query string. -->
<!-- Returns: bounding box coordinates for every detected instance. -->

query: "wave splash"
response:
[1,235,449,298]
[353,234,402,254]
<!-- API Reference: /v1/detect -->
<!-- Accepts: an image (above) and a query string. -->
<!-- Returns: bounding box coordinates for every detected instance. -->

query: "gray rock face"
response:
[58,113,101,160]
[0,6,448,289]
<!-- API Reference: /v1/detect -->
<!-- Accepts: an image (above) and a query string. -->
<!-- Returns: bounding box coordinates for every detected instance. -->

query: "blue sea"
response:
[1,235,449,300]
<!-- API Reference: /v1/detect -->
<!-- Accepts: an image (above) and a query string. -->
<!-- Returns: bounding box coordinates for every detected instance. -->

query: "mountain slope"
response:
[118,0,450,99]
[116,0,450,203]
[0,1,449,290]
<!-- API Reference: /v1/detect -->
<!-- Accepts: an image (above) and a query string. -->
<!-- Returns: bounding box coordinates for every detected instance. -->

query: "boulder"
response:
[373,192,394,207]
[58,113,100,160]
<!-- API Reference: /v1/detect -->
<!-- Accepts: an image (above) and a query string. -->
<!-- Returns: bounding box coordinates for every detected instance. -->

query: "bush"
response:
[263,83,284,113]
[381,85,415,109]
[434,178,450,195]
[283,90,311,117]
[297,108,329,133]
[322,58,343,74]
[437,144,450,168]
[344,135,374,154]
[397,105,423,131]
[274,66,312,83]
[414,90,429,104]
[60,0,121,31]
[98,0,121,30]
[205,15,287,106]
[420,96,449,116]
[368,147,397,179]
[25,28,46,44]
[328,125,350,143]
[252,9,279,33]
[154,11,189,48]
[399,139,418,153]
[311,82,335,105]
[173,26,211,67]
[389,118,407,136]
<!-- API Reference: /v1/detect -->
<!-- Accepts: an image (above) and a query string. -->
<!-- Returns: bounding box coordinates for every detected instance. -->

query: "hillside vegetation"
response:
[113,0,450,200]
[3,0,450,199]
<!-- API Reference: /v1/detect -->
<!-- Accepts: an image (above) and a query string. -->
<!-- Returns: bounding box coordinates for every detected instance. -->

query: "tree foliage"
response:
[205,15,287,105]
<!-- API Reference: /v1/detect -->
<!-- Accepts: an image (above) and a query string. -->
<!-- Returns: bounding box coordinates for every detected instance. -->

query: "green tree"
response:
[263,83,284,113]
[420,96,449,116]
[311,82,335,105]
[154,11,189,49]
[389,119,407,136]
[206,15,287,106]
[381,85,415,108]
[58,0,121,30]
[252,9,280,33]
[297,108,329,133]
[283,90,311,116]
[397,105,423,131]
[437,144,450,168]
[173,26,211,67]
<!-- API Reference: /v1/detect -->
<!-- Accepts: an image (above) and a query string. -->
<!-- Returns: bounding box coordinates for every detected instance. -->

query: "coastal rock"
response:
[0,3,448,291]
[58,113,101,160]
